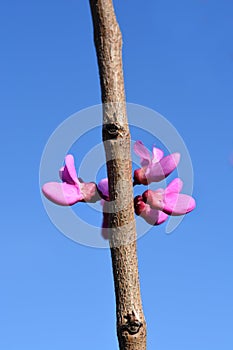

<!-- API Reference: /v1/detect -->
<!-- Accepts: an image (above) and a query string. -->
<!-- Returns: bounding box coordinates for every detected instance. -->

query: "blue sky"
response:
[1,0,233,349]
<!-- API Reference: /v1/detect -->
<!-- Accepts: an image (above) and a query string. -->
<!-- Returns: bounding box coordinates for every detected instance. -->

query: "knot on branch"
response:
[120,311,143,335]
[103,122,122,140]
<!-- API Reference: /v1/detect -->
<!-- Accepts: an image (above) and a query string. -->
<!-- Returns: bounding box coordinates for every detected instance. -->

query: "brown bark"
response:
[89,1,146,349]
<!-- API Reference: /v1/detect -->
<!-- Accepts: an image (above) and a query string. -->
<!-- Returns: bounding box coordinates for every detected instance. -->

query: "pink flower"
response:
[134,195,168,225]
[134,178,195,225]
[142,178,196,216]
[133,141,180,185]
[42,154,99,205]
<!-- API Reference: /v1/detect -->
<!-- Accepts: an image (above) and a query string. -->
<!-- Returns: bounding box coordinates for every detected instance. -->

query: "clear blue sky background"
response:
[1,0,233,349]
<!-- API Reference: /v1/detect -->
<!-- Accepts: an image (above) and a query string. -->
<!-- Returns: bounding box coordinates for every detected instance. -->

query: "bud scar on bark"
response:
[120,310,143,335]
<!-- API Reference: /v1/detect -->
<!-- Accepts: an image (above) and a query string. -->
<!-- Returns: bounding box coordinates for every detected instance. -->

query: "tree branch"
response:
[89,1,147,349]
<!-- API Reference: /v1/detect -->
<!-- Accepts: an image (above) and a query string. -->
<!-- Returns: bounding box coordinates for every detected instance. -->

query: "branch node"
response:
[120,311,143,335]
[103,122,121,140]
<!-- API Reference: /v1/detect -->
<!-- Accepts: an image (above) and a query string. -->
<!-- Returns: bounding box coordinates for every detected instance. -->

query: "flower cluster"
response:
[42,141,195,238]
[132,141,195,226]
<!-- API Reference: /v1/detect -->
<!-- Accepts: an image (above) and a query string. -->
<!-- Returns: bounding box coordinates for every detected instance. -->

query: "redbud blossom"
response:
[42,154,99,205]
[142,178,196,216]
[133,141,180,185]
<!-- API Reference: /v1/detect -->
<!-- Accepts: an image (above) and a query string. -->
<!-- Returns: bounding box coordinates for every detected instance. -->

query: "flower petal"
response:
[157,211,169,225]
[42,182,83,206]
[134,141,151,167]
[142,206,168,225]
[59,154,78,184]
[165,178,183,194]
[152,146,164,163]
[163,193,196,215]
[147,152,180,182]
